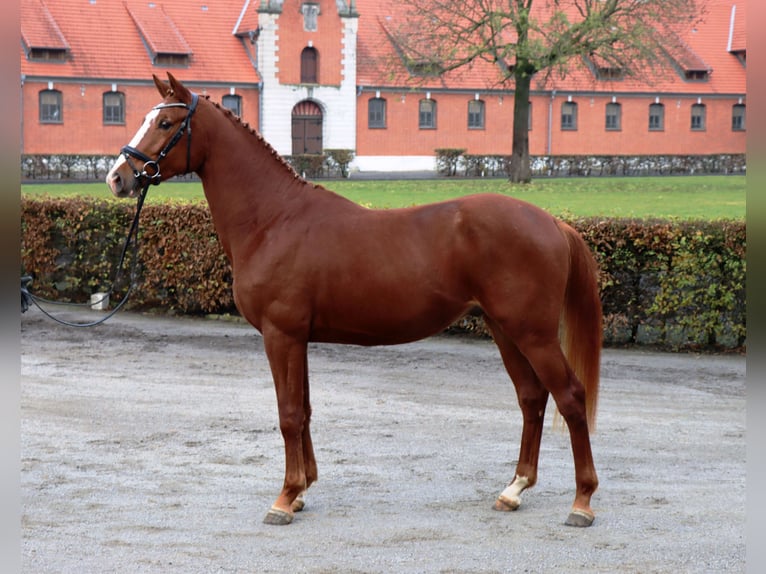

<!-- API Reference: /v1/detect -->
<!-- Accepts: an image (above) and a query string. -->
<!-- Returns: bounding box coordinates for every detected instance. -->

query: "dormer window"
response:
[684,69,709,81]
[584,54,625,81]
[301,2,320,32]
[27,47,69,62]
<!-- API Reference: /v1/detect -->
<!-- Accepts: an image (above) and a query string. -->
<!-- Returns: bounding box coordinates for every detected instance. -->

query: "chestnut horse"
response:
[106,73,602,527]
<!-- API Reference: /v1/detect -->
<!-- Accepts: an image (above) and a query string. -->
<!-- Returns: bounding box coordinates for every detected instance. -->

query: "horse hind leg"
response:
[516,336,599,527]
[485,318,549,514]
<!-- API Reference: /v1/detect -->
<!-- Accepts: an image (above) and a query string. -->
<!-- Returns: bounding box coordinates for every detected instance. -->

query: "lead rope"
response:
[21,182,150,328]
[22,92,199,327]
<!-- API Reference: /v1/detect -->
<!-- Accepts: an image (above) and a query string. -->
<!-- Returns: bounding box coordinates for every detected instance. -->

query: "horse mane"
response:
[205,96,315,186]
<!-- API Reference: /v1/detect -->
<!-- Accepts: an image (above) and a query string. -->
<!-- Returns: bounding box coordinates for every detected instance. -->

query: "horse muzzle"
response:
[106,161,140,198]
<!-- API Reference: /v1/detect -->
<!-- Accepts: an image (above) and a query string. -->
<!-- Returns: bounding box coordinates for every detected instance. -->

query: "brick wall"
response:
[276,0,344,86]
[21,80,261,156]
[354,90,746,160]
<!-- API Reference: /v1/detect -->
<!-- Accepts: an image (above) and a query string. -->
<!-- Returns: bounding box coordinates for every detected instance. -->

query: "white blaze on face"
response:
[105,107,162,182]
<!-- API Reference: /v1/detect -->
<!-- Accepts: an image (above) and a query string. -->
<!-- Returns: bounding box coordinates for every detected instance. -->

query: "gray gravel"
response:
[21,308,745,573]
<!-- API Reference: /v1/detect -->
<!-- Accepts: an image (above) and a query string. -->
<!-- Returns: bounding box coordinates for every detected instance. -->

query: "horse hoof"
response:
[565,509,595,527]
[291,496,305,513]
[263,507,294,525]
[492,495,520,512]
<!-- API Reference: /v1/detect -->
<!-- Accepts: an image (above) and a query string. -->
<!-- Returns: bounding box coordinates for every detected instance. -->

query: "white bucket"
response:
[90,292,110,311]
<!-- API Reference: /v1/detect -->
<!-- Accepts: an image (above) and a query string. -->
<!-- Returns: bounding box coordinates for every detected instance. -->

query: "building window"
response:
[222,94,242,117]
[301,46,318,84]
[649,103,664,131]
[39,89,62,123]
[27,47,68,62]
[691,103,706,131]
[561,101,577,130]
[103,91,125,125]
[154,53,190,67]
[732,103,746,131]
[368,97,387,129]
[468,100,485,129]
[605,102,621,131]
[684,70,709,81]
[419,98,436,129]
[301,2,320,32]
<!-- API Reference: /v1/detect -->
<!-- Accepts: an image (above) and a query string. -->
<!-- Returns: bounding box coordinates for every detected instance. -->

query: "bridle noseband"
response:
[120,92,199,186]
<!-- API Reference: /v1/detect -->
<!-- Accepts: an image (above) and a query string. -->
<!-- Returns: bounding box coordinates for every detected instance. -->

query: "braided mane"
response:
[206,96,308,183]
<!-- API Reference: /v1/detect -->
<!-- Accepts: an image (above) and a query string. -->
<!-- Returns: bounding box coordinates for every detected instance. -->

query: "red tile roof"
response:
[232,0,260,37]
[20,0,260,84]
[20,0,69,50]
[125,1,193,56]
[356,0,503,90]
[728,2,746,53]
[355,0,746,96]
[21,0,744,96]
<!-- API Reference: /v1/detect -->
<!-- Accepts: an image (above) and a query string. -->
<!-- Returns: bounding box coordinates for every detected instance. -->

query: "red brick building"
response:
[20,0,746,174]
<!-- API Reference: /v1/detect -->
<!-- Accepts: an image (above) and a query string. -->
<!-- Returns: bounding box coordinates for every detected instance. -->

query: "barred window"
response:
[649,103,664,131]
[732,104,745,131]
[605,102,621,131]
[40,89,62,123]
[561,101,577,130]
[691,103,706,131]
[103,91,125,125]
[222,94,242,117]
[467,100,485,129]
[368,97,387,129]
[419,98,436,129]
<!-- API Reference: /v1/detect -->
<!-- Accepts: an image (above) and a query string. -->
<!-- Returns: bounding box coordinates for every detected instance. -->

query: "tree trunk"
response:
[509,73,532,184]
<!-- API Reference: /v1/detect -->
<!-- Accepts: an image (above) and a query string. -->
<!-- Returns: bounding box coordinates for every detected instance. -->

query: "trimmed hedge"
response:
[21,198,233,313]
[433,150,747,178]
[22,152,745,181]
[21,197,745,351]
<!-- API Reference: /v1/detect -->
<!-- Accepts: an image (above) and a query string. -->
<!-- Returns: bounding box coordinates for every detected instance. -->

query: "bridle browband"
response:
[120,92,199,186]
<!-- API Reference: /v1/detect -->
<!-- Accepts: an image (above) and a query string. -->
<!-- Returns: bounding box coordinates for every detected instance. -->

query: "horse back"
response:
[233,192,570,345]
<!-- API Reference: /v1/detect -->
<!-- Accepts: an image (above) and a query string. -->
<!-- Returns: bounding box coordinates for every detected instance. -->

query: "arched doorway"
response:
[291,100,323,155]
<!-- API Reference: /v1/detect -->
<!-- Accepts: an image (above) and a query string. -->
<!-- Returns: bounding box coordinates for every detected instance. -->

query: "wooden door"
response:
[291,101,323,155]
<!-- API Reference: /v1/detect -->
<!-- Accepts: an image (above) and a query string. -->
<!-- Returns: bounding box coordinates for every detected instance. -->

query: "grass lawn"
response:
[21,174,745,220]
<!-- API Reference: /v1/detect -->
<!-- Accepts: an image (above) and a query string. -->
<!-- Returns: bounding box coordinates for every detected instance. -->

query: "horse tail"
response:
[558,220,602,432]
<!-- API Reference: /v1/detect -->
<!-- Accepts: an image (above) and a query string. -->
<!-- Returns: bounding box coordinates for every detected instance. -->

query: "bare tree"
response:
[390,0,706,183]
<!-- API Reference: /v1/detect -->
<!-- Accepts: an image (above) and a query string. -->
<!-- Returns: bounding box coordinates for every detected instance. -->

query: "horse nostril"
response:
[106,172,124,196]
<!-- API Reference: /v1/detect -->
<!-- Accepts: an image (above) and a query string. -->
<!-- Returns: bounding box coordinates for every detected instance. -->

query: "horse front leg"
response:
[292,351,317,514]
[262,329,311,525]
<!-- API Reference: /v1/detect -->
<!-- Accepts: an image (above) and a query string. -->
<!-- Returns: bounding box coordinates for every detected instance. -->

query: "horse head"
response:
[106,72,200,197]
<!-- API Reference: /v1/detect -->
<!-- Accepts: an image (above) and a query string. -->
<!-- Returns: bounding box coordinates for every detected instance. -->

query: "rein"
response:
[22,184,149,327]
[22,93,200,327]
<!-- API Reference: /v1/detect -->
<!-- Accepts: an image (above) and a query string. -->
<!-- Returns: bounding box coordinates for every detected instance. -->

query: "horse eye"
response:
[158,119,173,130]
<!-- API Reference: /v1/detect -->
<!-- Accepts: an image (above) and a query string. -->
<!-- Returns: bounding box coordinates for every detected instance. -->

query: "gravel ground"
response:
[21,307,746,573]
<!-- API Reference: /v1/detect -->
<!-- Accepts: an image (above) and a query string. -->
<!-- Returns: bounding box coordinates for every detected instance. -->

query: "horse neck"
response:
[194,104,325,260]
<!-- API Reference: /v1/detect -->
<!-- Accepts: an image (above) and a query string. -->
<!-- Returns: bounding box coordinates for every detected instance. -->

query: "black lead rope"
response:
[22,92,199,328]
[21,182,150,328]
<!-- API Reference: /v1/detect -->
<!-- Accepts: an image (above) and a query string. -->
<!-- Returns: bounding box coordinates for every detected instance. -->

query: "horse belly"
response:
[309,284,472,346]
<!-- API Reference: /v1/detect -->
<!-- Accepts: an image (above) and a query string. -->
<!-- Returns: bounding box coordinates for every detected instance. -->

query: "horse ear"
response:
[153,74,171,97]
[166,72,192,104]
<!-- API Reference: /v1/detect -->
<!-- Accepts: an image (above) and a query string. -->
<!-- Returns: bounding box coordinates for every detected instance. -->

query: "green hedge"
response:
[21,198,233,314]
[21,197,745,351]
